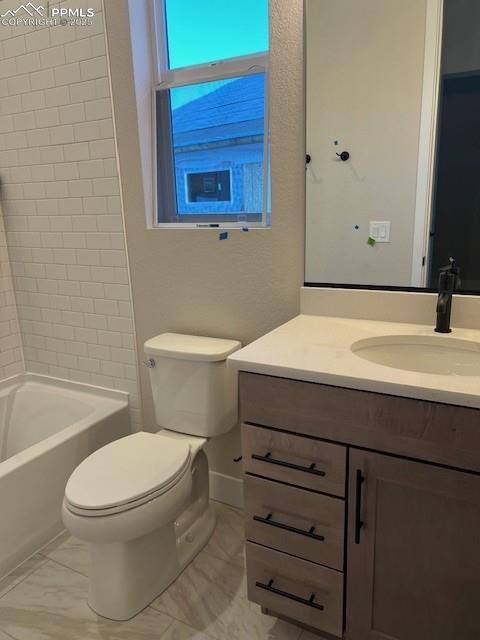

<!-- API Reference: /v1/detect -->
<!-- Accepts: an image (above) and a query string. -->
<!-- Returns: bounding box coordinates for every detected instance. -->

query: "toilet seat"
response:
[64,432,191,517]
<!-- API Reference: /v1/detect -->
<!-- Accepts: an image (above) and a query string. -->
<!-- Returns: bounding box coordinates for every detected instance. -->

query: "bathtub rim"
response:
[0,372,130,480]
[0,372,130,401]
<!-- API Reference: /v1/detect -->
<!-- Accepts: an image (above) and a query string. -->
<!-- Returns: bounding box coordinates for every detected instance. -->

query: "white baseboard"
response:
[209,471,244,509]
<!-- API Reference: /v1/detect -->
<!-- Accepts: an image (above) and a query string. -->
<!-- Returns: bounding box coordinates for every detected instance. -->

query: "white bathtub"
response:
[0,373,131,579]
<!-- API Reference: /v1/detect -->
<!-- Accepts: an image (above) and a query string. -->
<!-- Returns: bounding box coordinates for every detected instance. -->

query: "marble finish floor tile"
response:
[0,501,306,640]
[151,551,301,640]
[0,555,47,599]
[160,620,216,640]
[0,560,173,640]
[203,502,245,568]
[40,532,90,577]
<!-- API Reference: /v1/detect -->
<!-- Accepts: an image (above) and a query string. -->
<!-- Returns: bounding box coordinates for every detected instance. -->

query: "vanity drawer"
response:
[242,423,346,497]
[246,541,343,637]
[244,475,344,569]
[244,475,344,570]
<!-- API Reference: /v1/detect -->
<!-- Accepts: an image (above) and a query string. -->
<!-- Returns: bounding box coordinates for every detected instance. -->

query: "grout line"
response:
[0,556,48,602]
[1,128,114,152]
[1,51,106,70]
[1,190,115,201]
[148,606,218,640]
[148,546,248,611]
[211,498,243,513]
[149,614,177,640]
[192,546,246,572]
[39,554,89,579]
[3,69,109,100]
[0,627,19,640]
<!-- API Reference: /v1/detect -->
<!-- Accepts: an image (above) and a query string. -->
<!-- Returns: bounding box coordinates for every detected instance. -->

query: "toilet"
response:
[62,333,241,621]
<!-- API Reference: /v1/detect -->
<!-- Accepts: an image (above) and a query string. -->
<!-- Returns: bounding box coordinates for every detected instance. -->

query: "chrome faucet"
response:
[435,257,460,333]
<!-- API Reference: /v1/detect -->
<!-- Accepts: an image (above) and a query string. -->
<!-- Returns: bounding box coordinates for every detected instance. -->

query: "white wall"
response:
[305,0,427,286]
[104,0,305,478]
[0,203,23,380]
[0,0,141,426]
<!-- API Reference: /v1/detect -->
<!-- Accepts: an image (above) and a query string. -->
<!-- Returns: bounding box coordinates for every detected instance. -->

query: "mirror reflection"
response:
[305,0,480,292]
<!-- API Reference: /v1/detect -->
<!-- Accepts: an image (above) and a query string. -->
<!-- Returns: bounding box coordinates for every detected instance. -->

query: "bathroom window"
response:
[153,0,270,227]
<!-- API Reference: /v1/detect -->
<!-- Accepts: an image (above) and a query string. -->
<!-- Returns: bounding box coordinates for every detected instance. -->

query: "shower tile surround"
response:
[0,1,140,427]
[0,205,22,379]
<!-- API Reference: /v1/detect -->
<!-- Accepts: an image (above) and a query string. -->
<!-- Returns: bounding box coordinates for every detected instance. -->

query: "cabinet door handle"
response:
[253,512,325,541]
[251,452,326,477]
[354,469,365,544]
[256,579,325,611]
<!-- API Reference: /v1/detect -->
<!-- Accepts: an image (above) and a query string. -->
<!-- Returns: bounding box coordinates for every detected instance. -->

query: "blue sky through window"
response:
[164,0,269,70]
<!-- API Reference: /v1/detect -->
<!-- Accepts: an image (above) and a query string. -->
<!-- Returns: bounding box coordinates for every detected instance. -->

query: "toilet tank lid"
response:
[144,333,241,362]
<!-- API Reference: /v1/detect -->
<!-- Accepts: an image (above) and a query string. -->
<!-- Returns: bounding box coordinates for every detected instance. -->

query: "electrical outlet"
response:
[369,221,391,243]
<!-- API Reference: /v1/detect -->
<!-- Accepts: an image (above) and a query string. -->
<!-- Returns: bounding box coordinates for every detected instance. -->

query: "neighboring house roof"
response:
[172,74,265,148]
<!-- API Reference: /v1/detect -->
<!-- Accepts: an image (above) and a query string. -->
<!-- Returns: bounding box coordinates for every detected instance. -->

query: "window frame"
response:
[151,0,270,229]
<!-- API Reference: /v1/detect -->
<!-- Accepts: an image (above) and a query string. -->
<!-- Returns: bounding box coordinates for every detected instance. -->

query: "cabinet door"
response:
[346,450,480,640]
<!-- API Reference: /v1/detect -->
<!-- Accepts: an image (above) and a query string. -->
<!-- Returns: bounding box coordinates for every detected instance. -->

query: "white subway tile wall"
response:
[0,203,23,379]
[0,1,141,427]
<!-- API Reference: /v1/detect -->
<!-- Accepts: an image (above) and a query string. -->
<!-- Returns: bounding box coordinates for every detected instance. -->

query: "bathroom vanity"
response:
[228,313,480,640]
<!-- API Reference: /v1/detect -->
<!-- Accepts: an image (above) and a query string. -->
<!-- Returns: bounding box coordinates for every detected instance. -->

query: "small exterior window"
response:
[153,1,270,228]
[186,171,232,205]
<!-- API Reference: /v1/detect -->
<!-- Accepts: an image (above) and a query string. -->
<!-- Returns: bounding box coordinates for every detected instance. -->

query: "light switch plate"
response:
[369,221,391,242]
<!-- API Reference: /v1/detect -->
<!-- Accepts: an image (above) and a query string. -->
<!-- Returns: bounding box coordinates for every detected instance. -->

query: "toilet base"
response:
[88,520,179,621]
[87,501,216,621]
[177,500,216,571]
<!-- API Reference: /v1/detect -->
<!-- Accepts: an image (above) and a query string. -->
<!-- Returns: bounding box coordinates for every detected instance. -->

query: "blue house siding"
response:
[171,74,265,215]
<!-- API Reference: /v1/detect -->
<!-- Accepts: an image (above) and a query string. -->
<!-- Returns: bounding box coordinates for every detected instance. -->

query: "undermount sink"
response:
[351,335,480,376]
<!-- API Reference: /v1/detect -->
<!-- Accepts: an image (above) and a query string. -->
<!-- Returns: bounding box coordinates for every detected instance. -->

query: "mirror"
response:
[305,0,480,292]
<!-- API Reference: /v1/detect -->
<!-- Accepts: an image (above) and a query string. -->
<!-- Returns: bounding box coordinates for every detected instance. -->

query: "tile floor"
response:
[0,502,321,640]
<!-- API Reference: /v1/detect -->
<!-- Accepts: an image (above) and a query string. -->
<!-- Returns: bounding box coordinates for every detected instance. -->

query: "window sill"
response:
[148,223,271,230]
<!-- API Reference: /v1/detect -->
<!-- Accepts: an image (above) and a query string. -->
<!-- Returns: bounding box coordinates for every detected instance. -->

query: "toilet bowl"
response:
[62,333,241,621]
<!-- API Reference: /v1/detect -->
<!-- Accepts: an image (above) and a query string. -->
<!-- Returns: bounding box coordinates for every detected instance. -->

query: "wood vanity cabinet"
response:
[347,450,480,640]
[240,372,480,640]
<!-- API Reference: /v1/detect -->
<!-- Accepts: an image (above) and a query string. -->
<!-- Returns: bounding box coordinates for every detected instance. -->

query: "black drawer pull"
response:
[251,452,326,477]
[256,578,324,611]
[253,512,325,541]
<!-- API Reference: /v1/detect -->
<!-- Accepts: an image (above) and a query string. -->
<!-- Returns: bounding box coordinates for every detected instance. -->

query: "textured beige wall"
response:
[104,0,305,477]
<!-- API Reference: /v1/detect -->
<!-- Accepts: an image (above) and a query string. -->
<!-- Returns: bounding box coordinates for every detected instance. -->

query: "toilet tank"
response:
[143,333,242,437]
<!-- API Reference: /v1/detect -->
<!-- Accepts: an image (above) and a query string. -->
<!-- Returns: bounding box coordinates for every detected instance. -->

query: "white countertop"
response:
[227,314,480,408]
